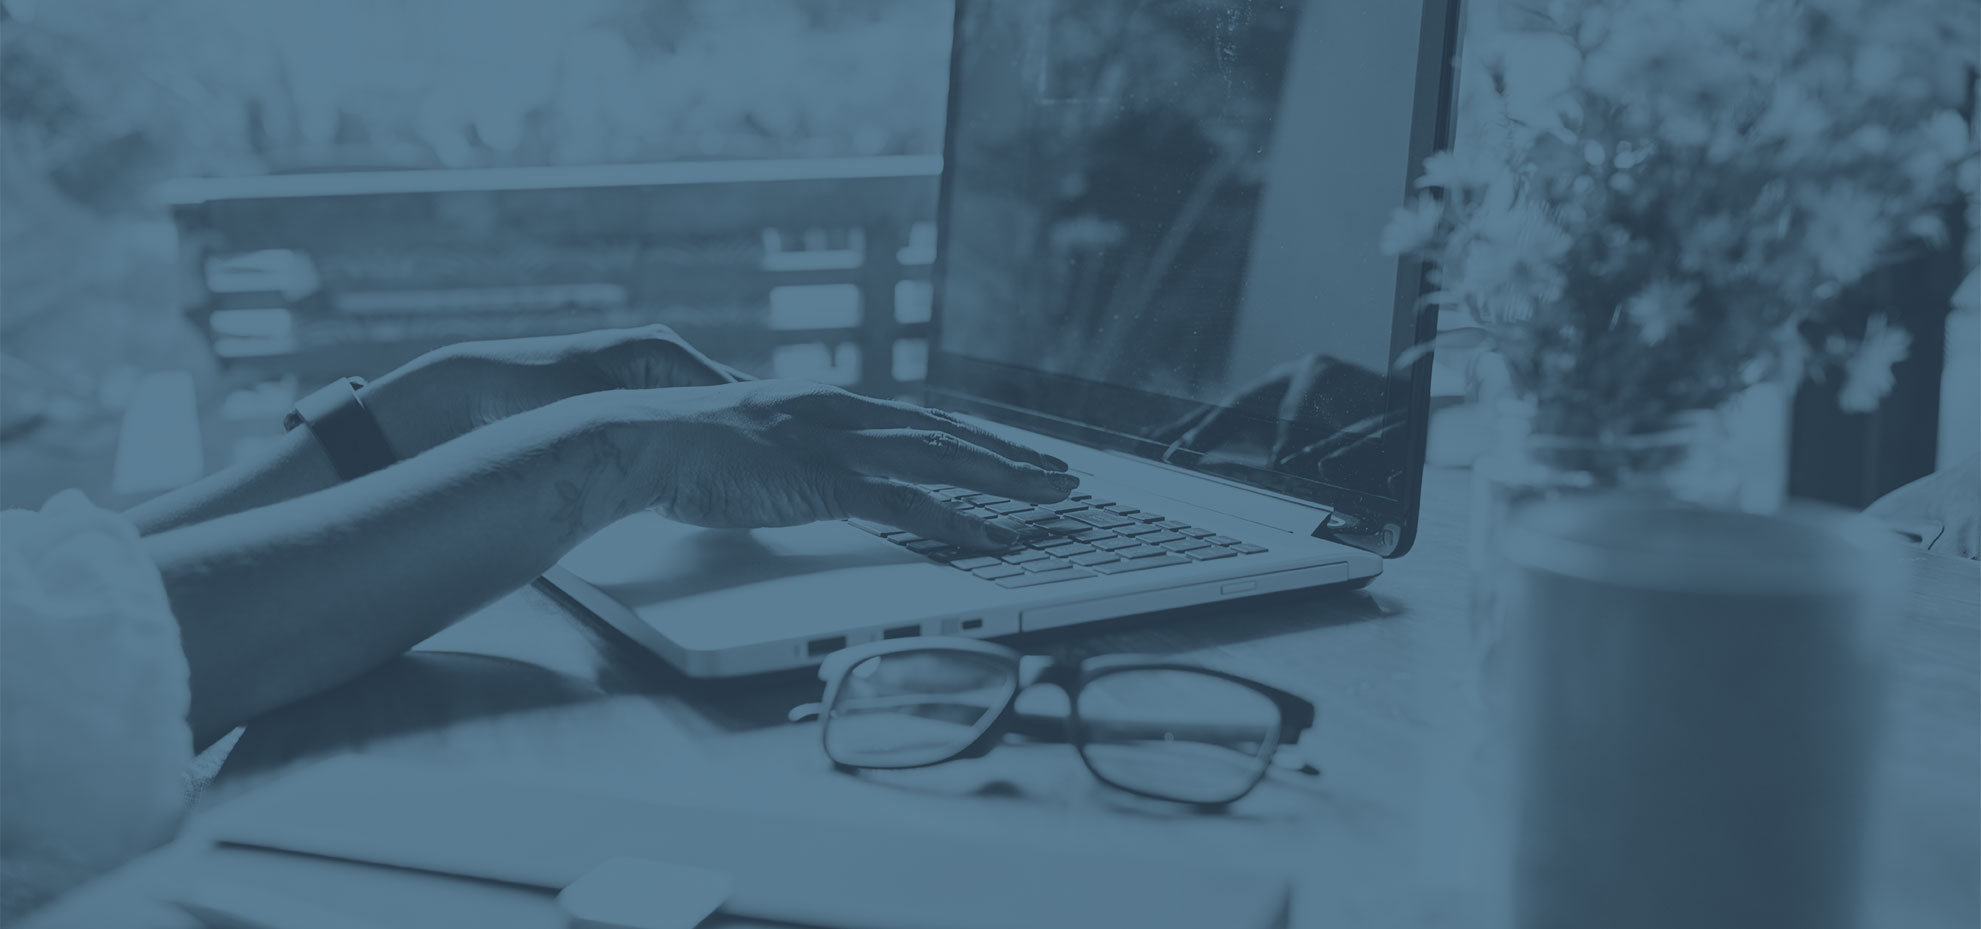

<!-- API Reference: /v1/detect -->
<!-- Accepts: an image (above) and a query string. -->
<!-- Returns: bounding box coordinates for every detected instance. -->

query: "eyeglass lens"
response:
[823,650,1017,768]
[822,647,1287,803]
[1074,669,1282,805]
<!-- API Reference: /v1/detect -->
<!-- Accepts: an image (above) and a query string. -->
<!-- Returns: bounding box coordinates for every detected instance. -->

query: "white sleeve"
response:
[1,491,192,919]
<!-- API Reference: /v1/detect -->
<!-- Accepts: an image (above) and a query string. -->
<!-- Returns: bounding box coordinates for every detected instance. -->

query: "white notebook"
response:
[199,757,1292,929]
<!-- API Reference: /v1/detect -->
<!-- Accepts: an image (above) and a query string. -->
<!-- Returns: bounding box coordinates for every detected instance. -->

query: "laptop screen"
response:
[928,0,1458,557]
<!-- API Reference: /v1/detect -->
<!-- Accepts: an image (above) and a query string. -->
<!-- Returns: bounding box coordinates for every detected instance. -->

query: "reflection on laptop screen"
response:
[936,0,1438,508]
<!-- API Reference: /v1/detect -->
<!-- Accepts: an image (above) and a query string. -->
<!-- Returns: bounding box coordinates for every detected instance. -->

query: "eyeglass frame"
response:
[790,636,1320,807]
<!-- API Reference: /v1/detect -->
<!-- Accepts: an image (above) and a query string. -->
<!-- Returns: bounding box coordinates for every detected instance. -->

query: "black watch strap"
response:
[283,377,397,481]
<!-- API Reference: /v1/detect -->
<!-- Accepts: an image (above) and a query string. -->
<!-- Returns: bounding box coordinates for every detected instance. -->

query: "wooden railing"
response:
[164,155,943,400]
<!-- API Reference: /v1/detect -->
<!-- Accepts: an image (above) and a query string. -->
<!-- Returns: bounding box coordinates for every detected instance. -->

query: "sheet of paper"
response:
[195,756,1293,929]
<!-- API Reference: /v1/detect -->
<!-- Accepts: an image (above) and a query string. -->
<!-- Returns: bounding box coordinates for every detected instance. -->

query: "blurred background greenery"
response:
[1,0,952,508]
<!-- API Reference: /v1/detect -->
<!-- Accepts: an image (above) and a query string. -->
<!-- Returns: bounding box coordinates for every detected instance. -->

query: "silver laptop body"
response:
[549,0,1459,677]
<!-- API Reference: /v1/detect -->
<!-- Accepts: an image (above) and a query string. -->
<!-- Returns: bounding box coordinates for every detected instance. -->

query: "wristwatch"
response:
[283,377,398,481]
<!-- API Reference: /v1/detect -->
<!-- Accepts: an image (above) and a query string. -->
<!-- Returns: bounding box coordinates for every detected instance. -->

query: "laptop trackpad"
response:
[560,511,922,606]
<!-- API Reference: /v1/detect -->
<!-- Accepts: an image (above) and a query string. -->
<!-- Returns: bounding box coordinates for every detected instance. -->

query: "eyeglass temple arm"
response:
[1005,710,1321,776]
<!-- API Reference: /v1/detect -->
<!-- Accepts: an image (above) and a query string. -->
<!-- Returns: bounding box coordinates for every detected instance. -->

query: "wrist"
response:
[536,391,672,537]
[590,388,687,508]
[357,347,472,459]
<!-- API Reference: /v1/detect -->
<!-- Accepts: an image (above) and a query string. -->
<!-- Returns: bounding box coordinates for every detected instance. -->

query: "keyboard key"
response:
[961,494,1009,505]
[1091,554,1190,574]
[1140,530,1186,544]
[1161,538,1212,552]
[1230,543,1269,554]
[921,548,970,563]
[951,556,1004,570]
[995,567,1095,588]
[985,501,1032,514]
[1180,528,1217,538]
[1205,536,1244,546]
[1187,547,1238,560]
[1031,536,1082,550]
[1002,549,1052,564]
[1134,512,1166,523]
[905,539,950,553]
[1048,542,1096,556]
[1012,508,1060,522]
[1069,551,1120,566]
[1106,507,1141,517]
[1071,529,1116,543]
[1092,536,1141,551]
[1155,520,1190,531]
[1079,498,1114,508]
[1116,524,1162,536]
[848,518,892,535]
[1070,492,1093,501]
[1044,500,1091,514]
[972,564,1026,580]
[1116,545,1171,560]
[1071,511,1135,529]
[1022,557,1074,572]
[1035,518,1093,533]
[1004,522,1053,542]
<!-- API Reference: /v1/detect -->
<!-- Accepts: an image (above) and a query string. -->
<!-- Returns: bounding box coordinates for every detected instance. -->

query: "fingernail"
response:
[1043,455,1070,472]
[987,524,1019,545]
[1048,471,1081,491]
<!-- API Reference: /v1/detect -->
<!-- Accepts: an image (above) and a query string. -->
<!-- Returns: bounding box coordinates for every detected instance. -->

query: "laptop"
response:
[547,0,1460,677]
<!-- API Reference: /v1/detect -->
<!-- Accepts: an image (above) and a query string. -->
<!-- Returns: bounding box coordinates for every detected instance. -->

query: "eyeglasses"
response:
[787,637,1320,807]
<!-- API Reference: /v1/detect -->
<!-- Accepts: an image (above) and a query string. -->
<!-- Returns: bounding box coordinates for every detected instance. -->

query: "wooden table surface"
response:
[34,467,1981,928]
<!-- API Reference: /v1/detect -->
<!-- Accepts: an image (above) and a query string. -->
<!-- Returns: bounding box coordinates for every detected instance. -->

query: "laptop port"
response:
[960,618,984,631]
[882,624,919,640]
[806,635,847,657]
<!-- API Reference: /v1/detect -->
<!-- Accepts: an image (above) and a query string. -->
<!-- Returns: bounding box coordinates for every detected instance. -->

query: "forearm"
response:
[125,427,340,536]
[125,361,450,536]
[146,394,648,747]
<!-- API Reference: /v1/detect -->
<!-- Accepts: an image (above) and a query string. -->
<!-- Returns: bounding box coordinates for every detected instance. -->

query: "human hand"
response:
[363,325,748,458]
[616,380,1077,549]
[1867,454,1980,559]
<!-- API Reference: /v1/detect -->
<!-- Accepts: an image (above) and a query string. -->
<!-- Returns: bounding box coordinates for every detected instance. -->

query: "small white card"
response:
[556,857,731,929]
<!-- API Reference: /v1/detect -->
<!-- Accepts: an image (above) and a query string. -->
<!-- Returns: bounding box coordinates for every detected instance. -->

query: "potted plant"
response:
[1385,0,1978,530]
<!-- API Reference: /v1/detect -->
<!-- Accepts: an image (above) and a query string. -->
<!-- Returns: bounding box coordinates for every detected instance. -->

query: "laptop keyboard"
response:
[848,487,1268,589]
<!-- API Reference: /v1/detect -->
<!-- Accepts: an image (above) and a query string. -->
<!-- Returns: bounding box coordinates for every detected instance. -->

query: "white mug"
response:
[1497,495,1907,929]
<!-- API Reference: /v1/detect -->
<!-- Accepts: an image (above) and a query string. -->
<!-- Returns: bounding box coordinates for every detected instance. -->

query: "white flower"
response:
[1839,315,1911,413]
[1415,147,1502,192]
[1848,125,1893,155]
[1624,279,1698,345]
[1447,196,1572,320]
[1492,32,1581,134]
[1803,188,1886,284]
[1925,109,1975,162]
[1752,84,1832,150]
[1852,45,1904,93]
[1381,194,1444,256]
